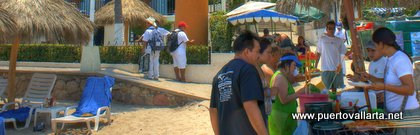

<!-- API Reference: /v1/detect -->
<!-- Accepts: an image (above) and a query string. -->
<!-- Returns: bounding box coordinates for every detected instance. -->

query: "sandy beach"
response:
[6,100,213,135]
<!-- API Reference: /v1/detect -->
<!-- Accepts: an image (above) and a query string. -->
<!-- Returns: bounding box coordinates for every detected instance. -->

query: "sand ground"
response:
[7,100,213,135]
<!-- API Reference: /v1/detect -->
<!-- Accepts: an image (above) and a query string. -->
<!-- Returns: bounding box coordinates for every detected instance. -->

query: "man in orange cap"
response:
[171,21,194,82]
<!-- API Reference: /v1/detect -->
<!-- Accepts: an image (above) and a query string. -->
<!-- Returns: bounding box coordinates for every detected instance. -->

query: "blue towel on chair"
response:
[0,107,31,122]
[0,117,5,135]
[72,76,114,117]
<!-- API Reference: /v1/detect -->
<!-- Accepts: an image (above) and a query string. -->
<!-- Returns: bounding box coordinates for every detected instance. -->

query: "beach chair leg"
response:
[51,120,57,134]
[12,120,18,129]
[106,112,111,125]
[94,117,100,131]
[86,121,92,131]
[34,111,38,127]
[61,122,65,130]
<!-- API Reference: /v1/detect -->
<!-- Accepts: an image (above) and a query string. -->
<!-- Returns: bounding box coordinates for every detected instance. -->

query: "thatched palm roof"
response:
[0,8,17,41]
[0,0,94,44]
[95,0,164,26]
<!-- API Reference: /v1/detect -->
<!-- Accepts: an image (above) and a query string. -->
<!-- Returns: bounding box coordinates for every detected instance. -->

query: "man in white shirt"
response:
[142,17,170,80]
[171,21,194,82]
[316,20,347,93]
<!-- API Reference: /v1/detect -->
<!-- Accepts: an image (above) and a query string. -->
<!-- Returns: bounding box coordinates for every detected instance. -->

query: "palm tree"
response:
[114,0,124,45]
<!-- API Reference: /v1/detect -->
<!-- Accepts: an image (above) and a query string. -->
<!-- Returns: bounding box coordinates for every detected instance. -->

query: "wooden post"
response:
[364,87,372,113]
[343,0,366,78]
[7,37,20,107]
[124,22,129,46]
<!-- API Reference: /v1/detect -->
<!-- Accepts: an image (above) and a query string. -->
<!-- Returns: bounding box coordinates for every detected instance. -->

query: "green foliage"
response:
[0,44,81,63]
[0,44,209,64]
[161,21,174,31]
[99,46,142,63]
[131,25,146,36]
[210,11,233,53]
[227,0,244,11]
[208,0,220,5]
[160,45,210,64]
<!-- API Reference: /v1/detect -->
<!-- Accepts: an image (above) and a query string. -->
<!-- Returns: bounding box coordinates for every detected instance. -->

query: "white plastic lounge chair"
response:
[51,88,112,133]
[2,73,57,129]
[2,107,35,130]
[0,78,7,103]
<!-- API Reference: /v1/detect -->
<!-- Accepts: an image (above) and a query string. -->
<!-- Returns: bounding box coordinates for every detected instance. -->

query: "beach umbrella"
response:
[227,9,298,38]
[227,9,298,25]
[95,0,164,45]
[225,1,276,17]
[0,0,94,104]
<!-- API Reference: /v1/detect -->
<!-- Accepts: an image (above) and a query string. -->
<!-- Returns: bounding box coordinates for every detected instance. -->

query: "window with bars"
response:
[209,0,223,13]
[66,0,111,16]
[150,0,175,15]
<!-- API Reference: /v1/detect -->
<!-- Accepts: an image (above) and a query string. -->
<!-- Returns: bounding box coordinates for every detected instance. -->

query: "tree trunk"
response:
[114,0,124,46]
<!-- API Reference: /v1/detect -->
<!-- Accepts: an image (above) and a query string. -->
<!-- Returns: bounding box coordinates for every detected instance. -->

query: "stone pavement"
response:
[98,68,211,100]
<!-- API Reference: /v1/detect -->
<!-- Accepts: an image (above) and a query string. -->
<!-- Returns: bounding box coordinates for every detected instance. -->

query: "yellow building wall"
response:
[175,0,208,45]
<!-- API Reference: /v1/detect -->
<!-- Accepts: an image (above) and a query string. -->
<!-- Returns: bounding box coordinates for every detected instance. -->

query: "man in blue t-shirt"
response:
[210,31,268,135]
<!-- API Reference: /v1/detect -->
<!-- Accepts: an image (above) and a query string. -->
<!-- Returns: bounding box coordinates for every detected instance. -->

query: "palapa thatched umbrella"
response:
[0,8,17,41]
[95,0,164,45]
[1,0,94,44]
[0,0,94,104]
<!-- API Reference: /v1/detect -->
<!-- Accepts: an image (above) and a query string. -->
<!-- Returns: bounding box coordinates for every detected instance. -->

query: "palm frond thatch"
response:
[0,8,17,41]
[0,0,95,44]
[95,0,164,26]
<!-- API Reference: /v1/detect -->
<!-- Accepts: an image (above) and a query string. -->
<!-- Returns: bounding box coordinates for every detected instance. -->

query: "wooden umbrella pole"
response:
[363,87,372,113]
[343,0,366,78]
[124,22,129,46]
[7,36,20,108]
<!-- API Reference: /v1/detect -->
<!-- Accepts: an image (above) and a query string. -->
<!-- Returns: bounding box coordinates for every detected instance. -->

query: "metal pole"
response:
[290,22,292,40]
[271,17,273,34]
[254,22,258,34]
[88,0,95,46]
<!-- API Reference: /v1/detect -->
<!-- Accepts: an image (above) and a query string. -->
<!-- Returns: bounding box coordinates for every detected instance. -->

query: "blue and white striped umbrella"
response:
[227,9,298,25]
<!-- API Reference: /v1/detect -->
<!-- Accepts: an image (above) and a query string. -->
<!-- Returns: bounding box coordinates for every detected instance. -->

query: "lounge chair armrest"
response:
[97,106,110,116]
[2,102,21,111]
[64,105,78,116]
